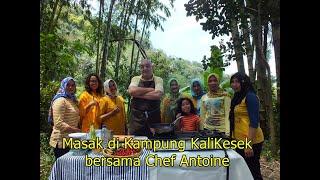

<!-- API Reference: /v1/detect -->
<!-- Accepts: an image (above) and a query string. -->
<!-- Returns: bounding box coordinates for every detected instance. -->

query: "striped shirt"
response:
[180,114,200,131]
[50,97,80,148]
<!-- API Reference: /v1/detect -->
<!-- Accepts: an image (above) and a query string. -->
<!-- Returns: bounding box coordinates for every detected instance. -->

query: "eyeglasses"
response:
[90,80,98,83]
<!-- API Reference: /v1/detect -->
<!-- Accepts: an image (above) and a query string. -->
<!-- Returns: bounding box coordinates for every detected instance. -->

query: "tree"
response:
[100,0,116,81]
[185,0,245,73]
[185,0,279,156]
[246,0,277,155]
[95,0,105,74]
[40,0,94,132]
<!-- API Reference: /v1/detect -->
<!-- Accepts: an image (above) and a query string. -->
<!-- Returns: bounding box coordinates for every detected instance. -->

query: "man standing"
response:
[128,59,163,137]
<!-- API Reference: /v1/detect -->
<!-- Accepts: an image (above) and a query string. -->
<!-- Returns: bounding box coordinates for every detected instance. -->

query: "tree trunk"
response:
[271,10,280,107]
[239,0,254,80]
[47,0,60,34]
[242,25,254,81]
[96,0,105,75]
[128,0,141,86]
[245,0,258,81]
[230,18,245,73]
[133,22,146,75]
[251,0,277,156]
[263,23,269,60]
[40,0,46,32]
[100,0,116,82]
[52,2,64,33]
[114,0,128,82]
[115,0,135,81]
[123,0,136,36]
[133,0,150,75]
[270,0,280,155]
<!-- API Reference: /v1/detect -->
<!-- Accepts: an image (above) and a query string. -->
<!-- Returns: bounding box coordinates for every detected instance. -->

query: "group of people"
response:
[49,58,264,180]
[49,74,127,159]
[160,73,231,133]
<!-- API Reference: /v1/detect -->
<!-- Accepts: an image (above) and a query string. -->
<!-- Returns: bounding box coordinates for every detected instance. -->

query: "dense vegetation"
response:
[40,0,279,179]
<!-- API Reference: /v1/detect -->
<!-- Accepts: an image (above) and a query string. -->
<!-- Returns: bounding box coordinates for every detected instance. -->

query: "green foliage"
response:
[39,0,178,177]
[200,44,233,94]
[148,50,174,93]
[202,45,226,71]
[40,81,60,133]
[164,57,203,95]
[261,140,280,161]
[40,133,55,180]
[201,66,233,96]
[185,0,238,39]
[40,33,75,83]
[272,84,280,152]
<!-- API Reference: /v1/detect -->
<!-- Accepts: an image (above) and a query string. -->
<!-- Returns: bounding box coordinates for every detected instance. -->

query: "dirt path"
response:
[260,157,280,180]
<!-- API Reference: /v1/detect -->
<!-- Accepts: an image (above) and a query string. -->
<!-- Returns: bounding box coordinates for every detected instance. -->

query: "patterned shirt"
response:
[200,90,231,135]
[49,97,80,148]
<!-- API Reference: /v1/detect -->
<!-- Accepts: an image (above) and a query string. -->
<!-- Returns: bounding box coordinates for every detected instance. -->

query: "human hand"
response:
[176,113,182,119]
[150,128,155,135]
[70,127,81,133]
[88,100,98,108]
[114,107,120,113]
[244,148,254,157]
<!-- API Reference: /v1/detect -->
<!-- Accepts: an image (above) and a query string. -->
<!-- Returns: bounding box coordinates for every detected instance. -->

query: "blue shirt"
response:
[246,92,259,128]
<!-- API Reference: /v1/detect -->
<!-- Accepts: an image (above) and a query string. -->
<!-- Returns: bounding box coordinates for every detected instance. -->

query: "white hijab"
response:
[103,79,118,97]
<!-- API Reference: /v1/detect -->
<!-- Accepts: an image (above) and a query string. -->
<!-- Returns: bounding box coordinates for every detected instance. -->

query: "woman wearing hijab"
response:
[49,77,81,159]
[200,73,230,133]
[190,78,206,115]
[100,79,127,135]
[79,73,104,132]
[229,72,264,180]
[161,78,186,123]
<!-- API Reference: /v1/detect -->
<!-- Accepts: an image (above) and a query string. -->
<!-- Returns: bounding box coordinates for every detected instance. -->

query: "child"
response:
[176,97,200,132]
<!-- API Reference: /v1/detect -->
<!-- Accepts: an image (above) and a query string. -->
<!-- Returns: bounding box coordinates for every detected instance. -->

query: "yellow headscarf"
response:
[207,73,225,96]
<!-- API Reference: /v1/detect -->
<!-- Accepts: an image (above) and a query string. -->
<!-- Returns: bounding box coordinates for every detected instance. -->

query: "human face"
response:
[140,60,153,79]
[66,80,76,94]
[192,81,201,96]
[181,99,191,114]
[109,80,117,94]
[208,75,219,92]
[170,80,179,93]
[231,77,241,92]
[89,76,99,91]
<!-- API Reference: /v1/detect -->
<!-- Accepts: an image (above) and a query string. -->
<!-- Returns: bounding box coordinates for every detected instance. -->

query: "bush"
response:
[40,81,59,133]
[40,133,55,180]
[261,140,280,161]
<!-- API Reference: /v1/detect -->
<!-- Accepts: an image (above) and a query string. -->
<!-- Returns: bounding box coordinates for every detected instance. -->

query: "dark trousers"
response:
[54,145,70,160]
[129,108,160,138]
[236,142,263,180]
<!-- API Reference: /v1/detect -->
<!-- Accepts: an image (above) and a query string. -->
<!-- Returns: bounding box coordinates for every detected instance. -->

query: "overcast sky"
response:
[149,0,276,76]
[88,0,276,76]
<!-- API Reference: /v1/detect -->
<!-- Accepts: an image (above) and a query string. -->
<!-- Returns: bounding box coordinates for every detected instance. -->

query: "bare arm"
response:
[99,107,119,121]
[248,127,257,143]
[134,90,163,100]
[244,127,257,157]
[128,86,155,97]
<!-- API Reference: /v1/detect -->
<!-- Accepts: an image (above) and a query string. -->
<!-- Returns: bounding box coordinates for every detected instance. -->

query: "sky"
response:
[149,0,276,76]
[88,0,276,76]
